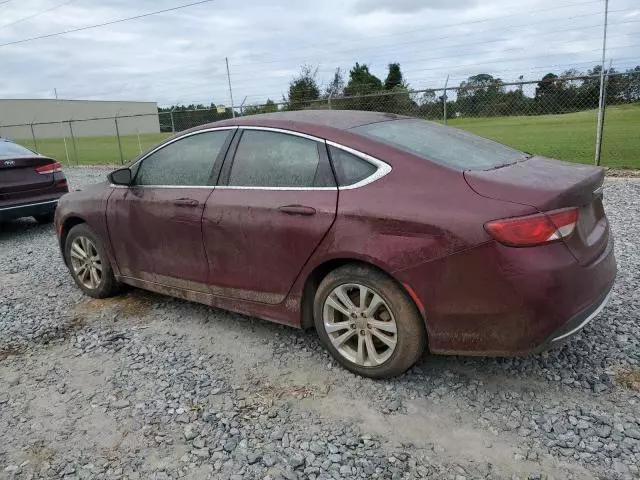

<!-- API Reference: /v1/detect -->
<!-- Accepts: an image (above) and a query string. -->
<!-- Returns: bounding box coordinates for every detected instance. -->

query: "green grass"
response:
[449,103,640,169]
[15,103,640,168]
[17,132,171,166]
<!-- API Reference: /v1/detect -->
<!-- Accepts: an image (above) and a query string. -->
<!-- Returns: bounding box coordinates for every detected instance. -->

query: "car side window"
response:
[135,131,230,186]
[328,146,377,187]
[228,130,324,188]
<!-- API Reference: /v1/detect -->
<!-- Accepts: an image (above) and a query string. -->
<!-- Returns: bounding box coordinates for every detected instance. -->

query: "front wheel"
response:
[64,224,120,298]
[313,264,426,379]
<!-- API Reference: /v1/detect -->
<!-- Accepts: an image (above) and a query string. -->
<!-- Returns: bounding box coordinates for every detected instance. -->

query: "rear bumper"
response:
[396,235,617,356]
[532,284,613,353]
[0,198,59,221]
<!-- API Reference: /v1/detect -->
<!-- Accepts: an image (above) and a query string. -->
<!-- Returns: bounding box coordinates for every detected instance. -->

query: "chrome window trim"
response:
[111,184,214,189]
[128,126,238,170]
[215,186,337,191]
[0,199,58,211]
[326,141,393,190]
[239,125,324,143]
[110,125,392,191]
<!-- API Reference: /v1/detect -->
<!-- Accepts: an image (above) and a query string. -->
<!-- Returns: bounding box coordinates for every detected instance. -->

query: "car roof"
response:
[192,110,409,134]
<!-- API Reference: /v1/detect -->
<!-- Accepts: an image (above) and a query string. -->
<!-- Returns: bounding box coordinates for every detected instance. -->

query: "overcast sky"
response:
[0,0,638,107]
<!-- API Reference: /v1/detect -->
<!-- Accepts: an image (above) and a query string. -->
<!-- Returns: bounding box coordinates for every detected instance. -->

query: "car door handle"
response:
[278,205,316,216]
[174,198,199,207]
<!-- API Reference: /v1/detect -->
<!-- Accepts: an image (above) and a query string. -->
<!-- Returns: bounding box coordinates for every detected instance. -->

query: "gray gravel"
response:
[0,168,639,480]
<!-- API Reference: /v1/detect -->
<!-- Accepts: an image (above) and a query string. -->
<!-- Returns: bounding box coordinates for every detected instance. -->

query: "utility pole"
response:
[225,57,235,118]
[594,0,609,166]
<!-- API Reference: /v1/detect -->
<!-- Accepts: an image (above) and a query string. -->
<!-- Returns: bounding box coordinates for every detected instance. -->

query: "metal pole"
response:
[596,59,614,166]
[328,92,333,110]
[54,89,70,165]
[30,122,38,151]
[114,115,124,164]
[443,74,450,125]
[68,120,78,165]
[226,57,236,118]
[170,107,176,134]
[595,0,609,166]
[136,128,142,154]
[239,96,248,116]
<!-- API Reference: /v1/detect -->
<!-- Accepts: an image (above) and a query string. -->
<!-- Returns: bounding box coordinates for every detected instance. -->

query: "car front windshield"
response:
[353,119,526,170]
[0,140,35,157]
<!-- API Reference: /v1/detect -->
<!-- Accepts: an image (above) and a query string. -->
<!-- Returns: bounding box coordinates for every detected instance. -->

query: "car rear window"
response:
[0,141,35,157]
[352,119,526,170]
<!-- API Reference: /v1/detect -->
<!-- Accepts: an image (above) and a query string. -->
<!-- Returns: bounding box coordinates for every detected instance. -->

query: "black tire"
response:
[64,223,120,298]
[313,264,426,379]
[33,213,55,224]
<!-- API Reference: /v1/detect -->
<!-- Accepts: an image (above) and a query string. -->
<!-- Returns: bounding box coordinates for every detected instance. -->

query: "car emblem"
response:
[3,160,15,167]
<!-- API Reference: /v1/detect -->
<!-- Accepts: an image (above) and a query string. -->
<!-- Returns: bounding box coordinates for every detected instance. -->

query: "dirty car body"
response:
[0,138,68,223]
[55,110,616,367]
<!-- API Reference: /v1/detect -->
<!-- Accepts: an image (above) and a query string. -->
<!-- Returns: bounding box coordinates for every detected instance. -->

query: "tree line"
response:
[158,62,640,123]
[245,62,640,119]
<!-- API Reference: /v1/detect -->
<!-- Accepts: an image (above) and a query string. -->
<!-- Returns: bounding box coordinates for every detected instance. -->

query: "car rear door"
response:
[202,127,338,304]
[106,128,235,291]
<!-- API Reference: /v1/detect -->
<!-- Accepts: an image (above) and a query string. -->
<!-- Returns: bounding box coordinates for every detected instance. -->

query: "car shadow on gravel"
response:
[0,218,54,239]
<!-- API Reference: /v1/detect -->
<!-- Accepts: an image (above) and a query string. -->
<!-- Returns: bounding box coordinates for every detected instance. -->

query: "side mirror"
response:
[109,167,132,186]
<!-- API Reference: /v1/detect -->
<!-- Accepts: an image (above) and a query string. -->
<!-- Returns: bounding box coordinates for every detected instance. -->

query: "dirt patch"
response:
[0,347,22,362]
[73,291,155,323]
[616,367,640,391]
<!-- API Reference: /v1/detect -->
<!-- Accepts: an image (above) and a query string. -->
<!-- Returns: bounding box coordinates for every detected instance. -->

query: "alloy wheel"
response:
[69,236,103,290]
[322,283,398,367]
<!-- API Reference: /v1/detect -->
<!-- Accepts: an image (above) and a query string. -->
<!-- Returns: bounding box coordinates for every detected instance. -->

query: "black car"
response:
[0,137,69,223]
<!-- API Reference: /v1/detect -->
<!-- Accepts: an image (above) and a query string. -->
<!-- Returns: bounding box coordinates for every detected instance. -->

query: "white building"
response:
[0,99,160,139]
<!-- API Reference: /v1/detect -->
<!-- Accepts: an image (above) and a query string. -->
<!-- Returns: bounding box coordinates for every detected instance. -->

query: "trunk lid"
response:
[464,156,608,265]
[0,156,56,195]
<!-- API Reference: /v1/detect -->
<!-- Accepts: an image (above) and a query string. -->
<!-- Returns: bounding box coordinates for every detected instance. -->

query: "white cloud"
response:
[0,0,637,106]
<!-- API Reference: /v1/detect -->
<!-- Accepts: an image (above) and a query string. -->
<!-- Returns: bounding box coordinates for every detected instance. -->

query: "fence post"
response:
[30,122,38,151]
[328,92,333,110]
[443,74,450,125]
[594,0,609,166]
[170,107,176,134]
[68,120,79,165]
[114,115,124,164]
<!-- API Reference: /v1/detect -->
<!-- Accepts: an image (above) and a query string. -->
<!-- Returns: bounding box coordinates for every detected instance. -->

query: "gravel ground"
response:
[0,167,638,480]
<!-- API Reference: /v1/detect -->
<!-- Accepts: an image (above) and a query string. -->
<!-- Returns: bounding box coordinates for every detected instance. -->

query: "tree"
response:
[325,67,345,98]
[384,63,404,90]
[342,63,383,111]
[243,98,278,116]
[344,63,382,96]
[457,74,505,117]
[285,64,320,110]
[417,90,442,119]
[620,66,640,101]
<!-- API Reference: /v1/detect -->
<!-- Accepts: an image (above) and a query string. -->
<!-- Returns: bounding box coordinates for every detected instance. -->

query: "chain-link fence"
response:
[1,72,638,168]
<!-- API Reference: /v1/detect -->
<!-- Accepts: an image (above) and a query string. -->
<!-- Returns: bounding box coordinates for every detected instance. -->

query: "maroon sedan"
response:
[0,138,68,223]
[54,111,616,378]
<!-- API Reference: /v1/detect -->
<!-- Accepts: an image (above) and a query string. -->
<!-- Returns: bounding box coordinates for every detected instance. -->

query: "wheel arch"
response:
[299,257,426,330]
[59,216,86,265]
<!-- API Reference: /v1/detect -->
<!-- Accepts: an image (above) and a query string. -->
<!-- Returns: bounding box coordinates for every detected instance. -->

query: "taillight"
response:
[485,208,579,247]
[35,162,62,174]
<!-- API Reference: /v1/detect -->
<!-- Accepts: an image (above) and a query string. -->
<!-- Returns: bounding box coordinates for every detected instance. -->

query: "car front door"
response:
[202,127,338,304]
[106,128,235,292]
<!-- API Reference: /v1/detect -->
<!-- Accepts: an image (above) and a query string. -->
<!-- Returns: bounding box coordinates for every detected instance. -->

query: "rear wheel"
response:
[34,213,55,224]
[314,264,426,378]
[64,224,120,298]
